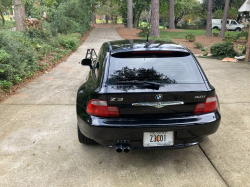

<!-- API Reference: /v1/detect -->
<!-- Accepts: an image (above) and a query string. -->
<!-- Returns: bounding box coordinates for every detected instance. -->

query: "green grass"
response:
[160,29,205,39]
[95,17,122,24]
[140,21,164,29]
[3,15,14,21]
[160,29,241,39]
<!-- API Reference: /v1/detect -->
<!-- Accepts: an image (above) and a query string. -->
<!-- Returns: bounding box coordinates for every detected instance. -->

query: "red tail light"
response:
[87,99,120,117]
[194,96,217,114]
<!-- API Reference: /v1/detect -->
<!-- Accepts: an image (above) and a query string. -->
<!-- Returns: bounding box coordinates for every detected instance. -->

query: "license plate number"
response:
[143,132,174,147]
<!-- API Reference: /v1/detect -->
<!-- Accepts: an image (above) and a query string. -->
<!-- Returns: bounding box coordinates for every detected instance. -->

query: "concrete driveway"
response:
[0,28,249,187]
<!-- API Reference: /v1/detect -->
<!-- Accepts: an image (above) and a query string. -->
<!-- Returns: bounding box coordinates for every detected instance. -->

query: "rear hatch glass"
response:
[107,51,207,117]
[108,51,204,84]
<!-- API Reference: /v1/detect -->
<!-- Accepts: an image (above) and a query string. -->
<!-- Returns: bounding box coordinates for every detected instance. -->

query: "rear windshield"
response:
[107,54,204,85]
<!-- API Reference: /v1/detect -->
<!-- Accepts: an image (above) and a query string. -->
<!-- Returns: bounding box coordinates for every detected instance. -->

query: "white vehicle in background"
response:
[212,19,244,31]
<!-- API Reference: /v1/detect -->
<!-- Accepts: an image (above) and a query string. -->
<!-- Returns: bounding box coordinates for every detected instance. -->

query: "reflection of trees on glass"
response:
[109,66,177,84]
[111,85,159,91]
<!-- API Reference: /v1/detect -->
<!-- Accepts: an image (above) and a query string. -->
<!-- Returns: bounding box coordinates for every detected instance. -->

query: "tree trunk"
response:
[127,0,133,28]
[14,0,26,31]
[0,6,5,26]
[150,0,159,37]
[106,15,109,24]
[134,9,142,28]
[206,0,213,36]
[220,0,230,38]
[169,0,175,29]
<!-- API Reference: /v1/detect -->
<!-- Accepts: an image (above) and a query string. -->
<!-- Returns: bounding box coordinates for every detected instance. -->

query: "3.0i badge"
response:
[155,94,163,101]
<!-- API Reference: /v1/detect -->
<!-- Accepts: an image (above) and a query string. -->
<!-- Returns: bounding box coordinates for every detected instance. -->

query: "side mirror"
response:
[81,59,92,69]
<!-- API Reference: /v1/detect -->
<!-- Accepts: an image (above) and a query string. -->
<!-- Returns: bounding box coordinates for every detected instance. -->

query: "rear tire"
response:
[77,126,96,145]
[213,26,219,30]
[235,28,241,32]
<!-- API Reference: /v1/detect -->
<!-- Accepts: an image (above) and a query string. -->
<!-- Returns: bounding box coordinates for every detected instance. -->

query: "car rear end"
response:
[77,46,221,151]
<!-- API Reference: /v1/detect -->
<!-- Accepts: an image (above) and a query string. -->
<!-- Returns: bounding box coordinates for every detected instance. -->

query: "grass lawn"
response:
[96,17,122,24]
[160,29,241,39]
[3,15,14,21]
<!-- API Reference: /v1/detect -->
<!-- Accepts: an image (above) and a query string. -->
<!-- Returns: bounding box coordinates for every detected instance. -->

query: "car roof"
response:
[106,39,190,54]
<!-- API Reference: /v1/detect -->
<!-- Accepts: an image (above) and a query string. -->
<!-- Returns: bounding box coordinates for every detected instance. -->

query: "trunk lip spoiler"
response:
[132,101,184,108]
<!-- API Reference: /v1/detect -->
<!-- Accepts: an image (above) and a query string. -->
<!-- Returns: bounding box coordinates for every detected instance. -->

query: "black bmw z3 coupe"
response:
[76,40,221,153]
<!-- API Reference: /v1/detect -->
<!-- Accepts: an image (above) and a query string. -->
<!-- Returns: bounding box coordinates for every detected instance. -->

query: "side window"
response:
[226,20,230,24]
[231,21,237,25]
[100,56,108,84]
[95,43,109,84]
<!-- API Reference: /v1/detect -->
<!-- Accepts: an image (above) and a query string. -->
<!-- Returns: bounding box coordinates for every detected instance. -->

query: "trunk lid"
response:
[106,84,208,117]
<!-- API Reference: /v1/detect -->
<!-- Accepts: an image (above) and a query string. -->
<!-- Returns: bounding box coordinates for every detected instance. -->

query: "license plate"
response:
[143,131,174,147]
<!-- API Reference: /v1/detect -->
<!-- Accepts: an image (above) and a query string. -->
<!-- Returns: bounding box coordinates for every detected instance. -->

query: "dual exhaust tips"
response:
[116,144,130,153]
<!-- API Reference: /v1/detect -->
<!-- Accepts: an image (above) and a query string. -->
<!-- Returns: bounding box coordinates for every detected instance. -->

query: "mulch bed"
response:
[0,26,94,103]
[116,28,141,39]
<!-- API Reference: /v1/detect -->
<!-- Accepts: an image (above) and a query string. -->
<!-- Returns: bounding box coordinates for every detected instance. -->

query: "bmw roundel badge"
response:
[155,94,163,101]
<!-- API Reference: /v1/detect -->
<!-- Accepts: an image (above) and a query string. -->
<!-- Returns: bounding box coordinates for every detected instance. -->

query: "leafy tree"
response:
[133,0,150,27]
[159,0,201,27]
[118,0,150,27]
[213,6,238,20]
[202,0,244,12]
[0,0,13,26]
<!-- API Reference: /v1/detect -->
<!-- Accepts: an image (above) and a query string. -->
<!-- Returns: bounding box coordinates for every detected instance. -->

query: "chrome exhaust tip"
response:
[123,145,130,153]
[116,144,123,153]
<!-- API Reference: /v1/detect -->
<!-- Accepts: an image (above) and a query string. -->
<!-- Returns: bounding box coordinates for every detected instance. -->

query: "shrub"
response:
[137,26,150,37]
[194,42,204,49]
[58,34,81,50]
[235,31,248,40]
[223,34,236,42]
[185,34,196,42]
[237,44,246,55]
[210,42,238,58]
[0,80,13,92]
[0,31,40,91]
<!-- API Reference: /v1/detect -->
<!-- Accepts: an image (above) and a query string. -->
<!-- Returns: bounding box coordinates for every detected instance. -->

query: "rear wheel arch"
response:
[235,27,241,31]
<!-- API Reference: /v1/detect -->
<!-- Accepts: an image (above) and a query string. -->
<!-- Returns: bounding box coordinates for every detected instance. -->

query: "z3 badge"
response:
[110,97,123,101]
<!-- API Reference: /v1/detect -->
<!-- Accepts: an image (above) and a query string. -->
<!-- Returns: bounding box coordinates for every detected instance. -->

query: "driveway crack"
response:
[198,144,230,187]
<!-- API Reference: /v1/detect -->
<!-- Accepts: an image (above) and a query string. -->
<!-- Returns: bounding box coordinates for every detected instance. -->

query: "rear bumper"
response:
[77,110,221,149]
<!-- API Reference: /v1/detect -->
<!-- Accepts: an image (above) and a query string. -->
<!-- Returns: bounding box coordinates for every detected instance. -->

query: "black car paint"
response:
[76,40,221,149]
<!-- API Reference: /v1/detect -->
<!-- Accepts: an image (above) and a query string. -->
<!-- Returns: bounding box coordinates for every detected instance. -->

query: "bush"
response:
[137,26,150,37]
[223,34,236,42]
[194,42,204,49]
[58,33,81,50]
[237,44,246,55]
[210,42,238,58]
[235,31,248,40]
[0,80,13,92]
[185,34,196,42]
[0,31,40,90]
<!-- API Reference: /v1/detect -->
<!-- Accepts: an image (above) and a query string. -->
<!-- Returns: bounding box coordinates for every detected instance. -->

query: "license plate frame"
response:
[143,131,174,147]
